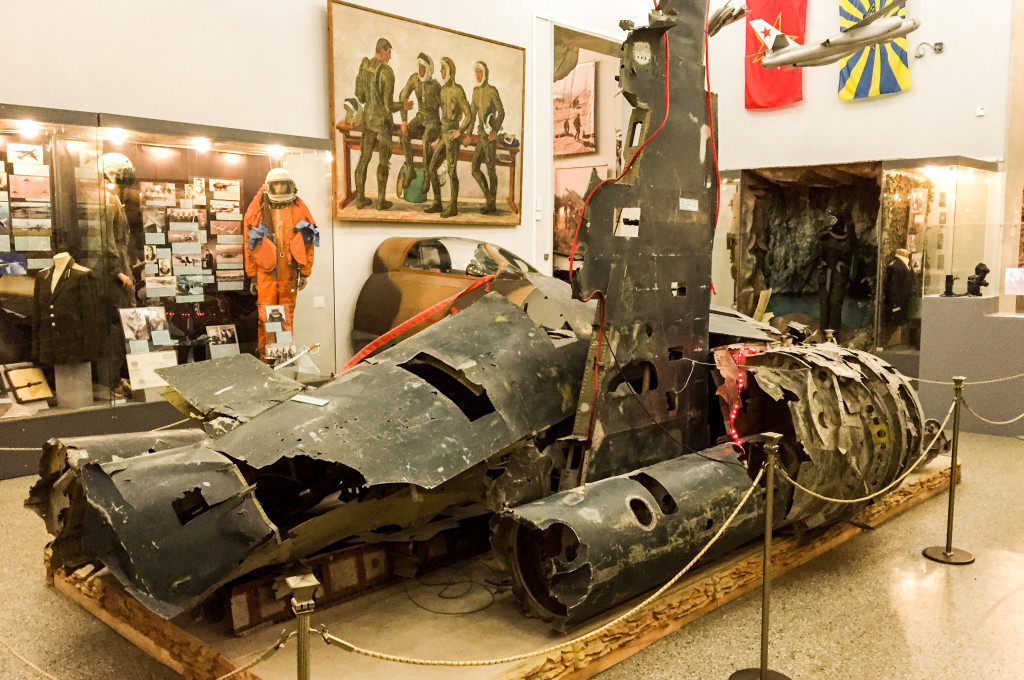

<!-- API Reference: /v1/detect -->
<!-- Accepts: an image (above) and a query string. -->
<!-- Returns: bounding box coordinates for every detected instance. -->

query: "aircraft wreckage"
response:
[29,0,934,631]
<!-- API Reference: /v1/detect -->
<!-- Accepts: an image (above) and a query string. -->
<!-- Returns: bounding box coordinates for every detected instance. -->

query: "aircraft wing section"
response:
[212,293,589,489]
[847,0,904,30]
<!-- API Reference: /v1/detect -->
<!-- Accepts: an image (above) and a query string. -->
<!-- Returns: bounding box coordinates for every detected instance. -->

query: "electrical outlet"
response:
[313,296,325,308]
[976,107,986,117]
[934,42,944,53]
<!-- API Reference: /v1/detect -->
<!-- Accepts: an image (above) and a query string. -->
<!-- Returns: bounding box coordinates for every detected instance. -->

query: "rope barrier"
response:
[214,629,296,680]
[0,638,61,680]
[319,464,766,667]
[963,400,1024,426]
[773,400,957,505]
[151,418,192,431]
[914,372,1024,386]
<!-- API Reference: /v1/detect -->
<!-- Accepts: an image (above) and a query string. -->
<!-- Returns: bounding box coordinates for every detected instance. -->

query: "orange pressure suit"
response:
[243,186,317,360]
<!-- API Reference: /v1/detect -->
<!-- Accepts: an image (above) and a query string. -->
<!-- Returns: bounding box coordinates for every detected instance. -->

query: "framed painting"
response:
[553,61,596,157]
[329,1,525,225]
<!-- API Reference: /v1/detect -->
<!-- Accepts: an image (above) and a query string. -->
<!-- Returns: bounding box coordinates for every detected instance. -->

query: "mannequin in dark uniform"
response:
[32,252,100,366]
[882,248,915,345]
[816,215,854,334]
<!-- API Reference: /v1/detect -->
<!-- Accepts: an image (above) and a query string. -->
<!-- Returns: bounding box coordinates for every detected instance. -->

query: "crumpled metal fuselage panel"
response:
[493,444,766,629]
[570,1,718,483]
[77,443,277,619]
[743,343,924,528]
[156,353,305,422]
[212,293,588,488]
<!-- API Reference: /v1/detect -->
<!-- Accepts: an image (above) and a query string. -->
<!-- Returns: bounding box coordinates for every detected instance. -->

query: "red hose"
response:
[340,275,495,374]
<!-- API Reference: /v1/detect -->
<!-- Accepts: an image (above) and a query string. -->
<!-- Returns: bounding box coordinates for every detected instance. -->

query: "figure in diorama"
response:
[397,53,442,203]
[815,213,854,334]
[466,61,504,214]
[882,248,915,344]
[353,38,413,210]
[966,262,990,296]
[243,168,319,361]
[427,57,472,218]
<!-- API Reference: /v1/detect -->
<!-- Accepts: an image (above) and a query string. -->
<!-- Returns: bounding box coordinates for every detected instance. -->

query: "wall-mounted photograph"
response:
[553,61,596,157]
[329,0,525,225]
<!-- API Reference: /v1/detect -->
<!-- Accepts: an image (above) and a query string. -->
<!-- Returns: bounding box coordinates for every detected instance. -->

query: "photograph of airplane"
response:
[751,0,918,69]
[7,143,43,164]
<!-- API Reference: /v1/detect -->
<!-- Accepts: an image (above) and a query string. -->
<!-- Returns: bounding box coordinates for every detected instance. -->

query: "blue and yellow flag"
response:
[838,0,911,100]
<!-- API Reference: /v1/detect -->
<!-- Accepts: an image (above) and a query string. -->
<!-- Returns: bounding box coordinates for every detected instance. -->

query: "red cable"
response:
[339,275,495,374]
[705,2,722,231]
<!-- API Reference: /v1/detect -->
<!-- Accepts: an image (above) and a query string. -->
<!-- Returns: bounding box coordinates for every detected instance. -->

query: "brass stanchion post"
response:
[923,376,974,565]
[730,433,791,680]
[285,574,320,680]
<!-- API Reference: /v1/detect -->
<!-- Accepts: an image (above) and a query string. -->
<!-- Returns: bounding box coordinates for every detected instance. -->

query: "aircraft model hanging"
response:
[751,0,919,69]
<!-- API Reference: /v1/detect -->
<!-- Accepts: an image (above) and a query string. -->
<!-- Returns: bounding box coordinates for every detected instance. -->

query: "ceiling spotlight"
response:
[192,137,211,152]
[106,128,127,144]
[18,119,41,138]
[268,145,284,159]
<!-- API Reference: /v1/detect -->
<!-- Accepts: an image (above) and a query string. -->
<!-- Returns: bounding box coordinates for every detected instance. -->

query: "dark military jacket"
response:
[32,257,101,365]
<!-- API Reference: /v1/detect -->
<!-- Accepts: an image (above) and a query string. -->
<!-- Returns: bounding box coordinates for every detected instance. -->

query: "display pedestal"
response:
[49,461,959,680]
[55,362,93,409]
[920,295,1024,436]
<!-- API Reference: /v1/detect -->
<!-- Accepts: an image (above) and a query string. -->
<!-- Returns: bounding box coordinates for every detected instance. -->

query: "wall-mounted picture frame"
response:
[554,61,596,157]
[329,1,525,226]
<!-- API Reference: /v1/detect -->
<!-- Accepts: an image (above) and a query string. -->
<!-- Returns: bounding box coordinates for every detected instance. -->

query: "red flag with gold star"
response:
[745,0,806,109]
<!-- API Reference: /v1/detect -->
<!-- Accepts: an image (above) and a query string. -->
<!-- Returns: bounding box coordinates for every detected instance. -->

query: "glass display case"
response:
[876,159,1003,349]
[0,109,334,421]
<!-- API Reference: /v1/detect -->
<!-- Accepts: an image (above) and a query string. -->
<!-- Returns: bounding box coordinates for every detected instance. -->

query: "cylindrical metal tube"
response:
[944,376,965,555]
[493,442,770,629]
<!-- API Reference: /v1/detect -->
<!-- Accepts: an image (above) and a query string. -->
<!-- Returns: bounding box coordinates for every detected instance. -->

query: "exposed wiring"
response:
[728,347,759,448]
[402,566,499,616]
[604,338,747,470]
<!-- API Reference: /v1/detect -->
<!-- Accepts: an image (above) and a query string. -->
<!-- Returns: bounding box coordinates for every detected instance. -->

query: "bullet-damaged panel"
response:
[26,430,211,565]
[156,353,305,425]
[571,0,717,484]
[212,293,589,489]
[77,443,277,619]
[493,443,766,629]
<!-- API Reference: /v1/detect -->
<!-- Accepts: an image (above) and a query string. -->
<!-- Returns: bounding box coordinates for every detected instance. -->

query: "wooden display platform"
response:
[51,461,957,680]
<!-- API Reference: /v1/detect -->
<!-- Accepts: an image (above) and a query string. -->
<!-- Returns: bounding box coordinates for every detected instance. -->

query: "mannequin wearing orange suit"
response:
[242,168,318,362]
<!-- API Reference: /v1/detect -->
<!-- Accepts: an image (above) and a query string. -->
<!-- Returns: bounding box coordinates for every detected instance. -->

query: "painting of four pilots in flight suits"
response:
[329,1,525,225]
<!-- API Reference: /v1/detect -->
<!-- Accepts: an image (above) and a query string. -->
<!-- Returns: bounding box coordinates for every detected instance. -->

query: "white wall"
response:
[2,0,1020,361]
[707,0,1015,169]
